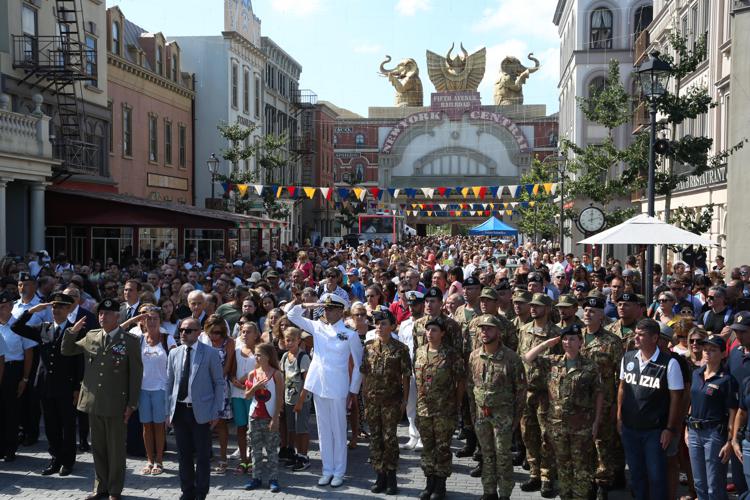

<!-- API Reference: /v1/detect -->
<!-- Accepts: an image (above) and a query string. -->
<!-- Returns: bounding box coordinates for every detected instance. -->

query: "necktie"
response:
[128,306,135,319]
[177,346,192,401]
[54,325,61,341]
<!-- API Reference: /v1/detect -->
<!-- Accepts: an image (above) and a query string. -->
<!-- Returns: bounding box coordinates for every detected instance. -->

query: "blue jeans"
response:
[621,425,668,500]
[688,426,728,500]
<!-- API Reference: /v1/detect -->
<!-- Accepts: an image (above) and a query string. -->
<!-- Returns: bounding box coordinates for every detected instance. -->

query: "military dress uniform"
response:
[11,293,82,473]
[468,315,527,499]
[61,299,142,498]
[517,294,561,490]
[361,330,411,493]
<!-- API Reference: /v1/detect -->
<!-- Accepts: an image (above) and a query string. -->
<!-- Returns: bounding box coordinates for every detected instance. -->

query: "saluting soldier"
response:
[469,314,526,500]
[62,298,142,500]
[11,292,82,476]
[361,308,411,496]
[414,316,465,500]
[517,293,561,498]
[556,294,584,330]
[523,324,604,500]
[412,287,463,360]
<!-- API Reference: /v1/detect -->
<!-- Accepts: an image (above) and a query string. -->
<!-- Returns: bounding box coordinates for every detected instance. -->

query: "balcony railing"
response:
[11,35,93,79]
[53,138,101,176]
[633,30,650,66]
[291,89,318,108]
[289,134,314,154]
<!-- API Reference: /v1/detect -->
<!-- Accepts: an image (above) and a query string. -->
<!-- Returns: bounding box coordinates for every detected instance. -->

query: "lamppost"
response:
[543,154,567,253]
[207,153,220,201]
[636,51,672,304]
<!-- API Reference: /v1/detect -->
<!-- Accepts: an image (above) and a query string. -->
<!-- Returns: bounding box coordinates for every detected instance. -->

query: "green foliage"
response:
[516,158,560,241]
[577,60,631,129]
[668,204,714,252]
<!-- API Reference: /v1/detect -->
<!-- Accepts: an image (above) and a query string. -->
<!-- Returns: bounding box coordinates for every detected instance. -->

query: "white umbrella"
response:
[577,213,716,246]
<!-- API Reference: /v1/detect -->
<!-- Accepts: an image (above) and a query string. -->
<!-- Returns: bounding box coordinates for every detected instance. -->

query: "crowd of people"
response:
[0,237,748,500]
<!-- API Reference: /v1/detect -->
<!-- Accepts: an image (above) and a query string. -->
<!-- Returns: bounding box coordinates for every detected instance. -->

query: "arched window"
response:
[112,21,120,55]
[588,76,608,112]
[355,163,364,183]
[633,6,653,38]
[156,46,163,75]
[355,133,365,146]
[171,54,178,81]
[590,8,613,49]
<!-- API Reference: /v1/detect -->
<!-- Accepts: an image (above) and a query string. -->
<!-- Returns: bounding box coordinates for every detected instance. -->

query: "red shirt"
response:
[390,301,411,325]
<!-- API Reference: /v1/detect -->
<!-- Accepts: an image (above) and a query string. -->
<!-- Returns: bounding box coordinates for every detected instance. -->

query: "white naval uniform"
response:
[397,317,419,442]
[287,304,364,478]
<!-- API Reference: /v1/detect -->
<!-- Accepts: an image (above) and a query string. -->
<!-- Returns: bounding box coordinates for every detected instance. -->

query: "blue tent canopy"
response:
[468,216,518,237]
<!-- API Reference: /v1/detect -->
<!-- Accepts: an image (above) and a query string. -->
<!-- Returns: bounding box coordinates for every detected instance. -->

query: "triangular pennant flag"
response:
[496,186,505,198]
[427,211,432,217]
[404,188,417,198]
[489,186,499,198]
[337,187,350,199]
[543,183,553,194]
[287,186,297,197]
[506,210,513,216]
[353,187,366,201]
[419,204,425,210]
[237,184,249,197]
[443,188,452,197]
[220,182,230,194]
[550,183,558,195]
[320,187,332,200]
[369,187,382,200]
[478,187,487,199]
[303,187,316,199]
[532,184,540,195]
[529,201,536,207]
[507,185,518,198]
[393,189,401,198]
[275,186,283,198]
[461,187,471,198]
[471,186,482,198]
[439,203,447,210]
[510,202,517,208]
[421,187,435,198]
[437,187,447,197]
[525,184,534,195]
[252,184,263,196]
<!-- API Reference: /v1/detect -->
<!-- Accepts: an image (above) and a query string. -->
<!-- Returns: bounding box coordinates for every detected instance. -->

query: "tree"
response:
[516,158,560,242]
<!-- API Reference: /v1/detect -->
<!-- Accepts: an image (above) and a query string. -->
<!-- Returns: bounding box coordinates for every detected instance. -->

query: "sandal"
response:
[151,463,163,475]
[141,463,153,475]
[213,461,228,474]
[235,463,249,475]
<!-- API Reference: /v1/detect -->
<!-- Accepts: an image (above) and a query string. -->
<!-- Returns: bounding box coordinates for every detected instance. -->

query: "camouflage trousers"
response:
[550,424,595,500]
[475,414,514,497]
[249,418,281,480]
[365,403,401,472]
[594,411,625,486]
[520,390,555,481]
[416,415,455,478]
[461,392,474,432]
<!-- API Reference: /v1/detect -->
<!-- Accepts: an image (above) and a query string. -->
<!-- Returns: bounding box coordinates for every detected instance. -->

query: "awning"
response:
[468,216,519,237]
[46,187,286,229]
[577,214,715,246]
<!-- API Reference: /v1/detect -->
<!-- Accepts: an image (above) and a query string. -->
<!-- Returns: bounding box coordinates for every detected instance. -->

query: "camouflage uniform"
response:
[454,303,480,432]
[469,345,526,497]
[412,314,463,362]
[453,303,479,329]
[414,343,464,478]
[465,313,517,355]
[581,326,625,488]
[499,306,517,322]
[606,319,641,353]
[361,337,412,472]
[557,316,585,331]
[517,320,561,483]
[537,354,602,500]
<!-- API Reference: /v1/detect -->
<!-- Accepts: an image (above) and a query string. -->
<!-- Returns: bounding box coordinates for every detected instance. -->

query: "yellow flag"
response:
[237,184,249,197]
[532,184,540,195]
[543,183,553,194]
[461,187,471,198]
[472,186,482,198]
[276,186,283,198]
[303,187,316,199]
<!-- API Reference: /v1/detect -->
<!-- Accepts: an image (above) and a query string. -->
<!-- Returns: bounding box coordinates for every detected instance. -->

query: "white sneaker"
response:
[318,475,333,486]
[401,437,419,450]
[415,439,423,450]
[330,476,344,488]
[229,448,240,460]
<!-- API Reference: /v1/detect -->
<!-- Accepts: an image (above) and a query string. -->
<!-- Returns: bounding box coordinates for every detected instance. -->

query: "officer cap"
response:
[618,292,639,304]
[584,295,606,309]
[529,293,552,307]
[575,282,590,292]
[512,290,533,303]
[556,294,578,308]
[425,316,446,331]
[17,271,34,282]
[321,293,347,308]
[0,291,13,304]
[50,292,75,305]
[730,311,750,332]
[97,298,120,312]
[405,290,425,304]
[699,335,726,350]
[425,287,443,300]
[527,272,544,284]
[560,323,583,337]
[476,314,503,329]
[495,279,512,291]
[480,287,498,300]
[373,307,396,324]
[463,276,481,287]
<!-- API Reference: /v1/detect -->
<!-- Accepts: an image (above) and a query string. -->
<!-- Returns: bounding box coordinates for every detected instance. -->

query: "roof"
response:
[122,18,153,71]
[47,187,286,229]
[468,216,519,236]
[318,100,363,119]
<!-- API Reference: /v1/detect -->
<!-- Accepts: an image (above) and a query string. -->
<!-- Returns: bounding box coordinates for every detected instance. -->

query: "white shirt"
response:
[140,334,175,391]
[398,317,416,361]
[619,347,685,391]
[232,347,257,399]
[364,329,399,342]
[67,305,80,325]
[0,317,37,361]
[287,304,364,399]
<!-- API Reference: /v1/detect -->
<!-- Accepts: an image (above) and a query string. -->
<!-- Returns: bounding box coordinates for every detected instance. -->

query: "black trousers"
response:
[19,355,41,442]
[174,403,211,500]
[0,361,23,456]
[77,409,89,445]
[42,393,77,467]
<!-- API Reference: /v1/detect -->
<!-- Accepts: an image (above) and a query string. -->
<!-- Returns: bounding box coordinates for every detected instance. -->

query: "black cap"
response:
[425,316,446,331]
[97,298,120,312]
[373,307,396,324]
[463,276,481,287]
[50,292,75,305]
[17,272,34,282]
[618,292,639,304]
[584,295,606,309]
[575,282,590,292]
[730,311,750,332]
[527,272,543,283]
[560,323,583,337]
[699,335,726,350]
[425,287,443,300]
[0,291,13,304]
[495,279,512,291]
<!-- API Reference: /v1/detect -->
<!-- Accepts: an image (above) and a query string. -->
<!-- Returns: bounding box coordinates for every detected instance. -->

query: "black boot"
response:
[430,476,446,500]
[479,494,499,500]
[596,484,609,500]
[419,475,434,500]
[540,480,555,498]
[612,469,626,490]
[470,456,482,478]
[386,470,398,495]
[456,429,477,458]
[371,471,387,493]
[520,477,541,492]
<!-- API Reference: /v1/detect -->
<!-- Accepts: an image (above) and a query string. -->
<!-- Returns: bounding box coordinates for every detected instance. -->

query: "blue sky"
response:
[107,0,561,117]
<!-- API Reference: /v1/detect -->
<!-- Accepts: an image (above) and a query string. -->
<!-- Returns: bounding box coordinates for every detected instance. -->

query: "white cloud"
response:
[353,43,384,54]
[271,0,322,16]
[473,0,558,42]
[395,0,430,16]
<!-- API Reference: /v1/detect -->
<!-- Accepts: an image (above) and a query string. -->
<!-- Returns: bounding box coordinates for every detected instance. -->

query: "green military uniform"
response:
[537,349,602,500]
[412,314,463,361]
[468,316,527,498]
[453,303,479,329]
[61,310,142,498]
[517,294,561,485]
[361,336,411,473]
[454,302,480,436]
[499,305,517,322]
[414,342,464,479]
[606,319,640,352]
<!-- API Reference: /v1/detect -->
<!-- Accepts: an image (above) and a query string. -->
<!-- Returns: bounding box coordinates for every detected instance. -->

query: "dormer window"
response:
[156,46,163,75]
[171,53,178,81]
[112,20,120,55]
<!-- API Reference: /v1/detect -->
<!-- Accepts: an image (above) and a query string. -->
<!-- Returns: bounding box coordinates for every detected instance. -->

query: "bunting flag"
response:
[337,187,350,199]
[460,187,471,198]
[303,187,316,199]
[404,188,418,198]
[532,184,540,195]
[369,187,382,200]
[543,183,553,194]
[489,186,499,198]
[320,187,332,200]
[287,186,297,197]
[550,184,558,195]
[421,187,435,199]
[237,184,249,198]
[353,187,366,201]
[525,184,534,195]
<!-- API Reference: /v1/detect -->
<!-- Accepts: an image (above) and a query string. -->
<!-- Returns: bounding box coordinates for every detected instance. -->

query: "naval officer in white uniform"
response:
[287,293,364,488]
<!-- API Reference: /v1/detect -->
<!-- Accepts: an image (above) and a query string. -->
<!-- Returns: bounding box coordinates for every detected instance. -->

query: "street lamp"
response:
[206,153,220,200]
[637,50,672,304]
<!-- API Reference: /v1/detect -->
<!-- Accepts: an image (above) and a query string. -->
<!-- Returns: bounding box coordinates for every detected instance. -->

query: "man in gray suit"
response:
[166,317,224,500]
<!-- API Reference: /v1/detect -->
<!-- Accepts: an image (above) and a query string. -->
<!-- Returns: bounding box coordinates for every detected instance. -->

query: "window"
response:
[139,228,177,260]
[184,229,224,262]
[45,227,66,258]
[156,46,163,75]
[92,227,134,265]
[590,8,613,49]
[691,3,699,51]
[231,62,239,108]
[148,114,158,162]
[254,75,261,118]
[85,35,97,86]
[243,68,250,113]
[112,21,120,55]
[171,53,178,81]
[71,227,86,264]
[355,133,365,146]
[633,6,653,39]
[178,124,186,167]
[164,120,172,165]
[122,106,132,156]
[108,102,113,153]
[22,5,37,62]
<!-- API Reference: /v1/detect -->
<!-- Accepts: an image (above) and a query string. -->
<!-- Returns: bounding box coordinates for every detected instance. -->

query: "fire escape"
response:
[290,89,317,186]
[11,0,98,177]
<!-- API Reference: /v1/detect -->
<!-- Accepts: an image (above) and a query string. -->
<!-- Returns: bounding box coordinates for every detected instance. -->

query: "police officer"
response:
[0,290,37,461]
[414,316,465,500]
[580,294,625,498]
[517,293,560,497]
[556,294,584,330]
[11,292,82,475]
[469,314,526,500]
[607,292,645,351]
[62,298,143,500]
[361,308,411,495]
[523,324,603,500]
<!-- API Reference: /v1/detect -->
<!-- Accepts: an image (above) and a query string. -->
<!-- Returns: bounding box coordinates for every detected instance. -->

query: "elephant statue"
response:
[493,53,541,106]
[379,55,424,107]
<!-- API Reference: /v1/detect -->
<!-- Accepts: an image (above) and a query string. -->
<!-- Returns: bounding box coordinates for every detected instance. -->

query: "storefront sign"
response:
[236,115,254,127]
[430,91,481,118]
[674,166,726,192]
[335,152,364,159]
[147,173,189,191]
[335,127,353,133]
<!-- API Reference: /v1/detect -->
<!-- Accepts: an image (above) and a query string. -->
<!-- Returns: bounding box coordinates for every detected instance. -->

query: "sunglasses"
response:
[658,298,672,303]
[352,313,367,317]
[706,296,716,300]
[179,327,198,333]
[689,339,703,344]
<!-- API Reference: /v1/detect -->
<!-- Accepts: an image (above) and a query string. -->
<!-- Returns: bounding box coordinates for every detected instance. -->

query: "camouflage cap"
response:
[480,287,498,300]
[555,294,578,308]
[529,293,552,307]
[512,290,533,303]
[476,314,503,329]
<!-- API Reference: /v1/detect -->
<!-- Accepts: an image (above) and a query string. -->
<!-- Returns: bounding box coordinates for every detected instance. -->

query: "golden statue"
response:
[379,56,424,107]
[426,43,486,92]
[493,53,540,105]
